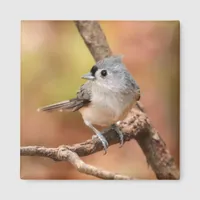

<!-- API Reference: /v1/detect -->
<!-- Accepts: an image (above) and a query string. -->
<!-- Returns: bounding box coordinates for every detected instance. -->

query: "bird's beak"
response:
[81,72,95,80]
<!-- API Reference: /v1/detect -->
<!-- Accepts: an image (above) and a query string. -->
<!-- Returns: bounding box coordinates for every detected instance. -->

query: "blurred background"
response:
[20,21,180,180]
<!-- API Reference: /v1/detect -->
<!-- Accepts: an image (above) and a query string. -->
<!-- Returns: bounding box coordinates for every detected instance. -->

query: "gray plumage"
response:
[37,55,141,154]
[38,56,140,113]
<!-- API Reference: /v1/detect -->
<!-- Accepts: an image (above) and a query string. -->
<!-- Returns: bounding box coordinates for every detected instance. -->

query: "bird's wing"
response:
[37,82,92,112]
[129,74,140,101]
[71,81,92,111]
[76,81,92,102]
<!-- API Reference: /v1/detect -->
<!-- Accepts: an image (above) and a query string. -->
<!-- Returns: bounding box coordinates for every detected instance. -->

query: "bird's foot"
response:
[92,135,98,140]
[111,123,124,147]
[94,131,109,154]
[84,120,109,155]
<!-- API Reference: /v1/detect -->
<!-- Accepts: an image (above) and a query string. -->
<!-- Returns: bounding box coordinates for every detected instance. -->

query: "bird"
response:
[37,55,141,154]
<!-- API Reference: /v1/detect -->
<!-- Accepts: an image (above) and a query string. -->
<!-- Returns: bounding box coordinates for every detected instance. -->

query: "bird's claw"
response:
[111,124,124,148]
[92,135,98,140]
[101,138,109,155]
[99,135,109,154]
[94,132,109,154]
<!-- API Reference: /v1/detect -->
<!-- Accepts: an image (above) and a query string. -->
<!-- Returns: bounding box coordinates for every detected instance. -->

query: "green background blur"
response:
[20,21,180,180]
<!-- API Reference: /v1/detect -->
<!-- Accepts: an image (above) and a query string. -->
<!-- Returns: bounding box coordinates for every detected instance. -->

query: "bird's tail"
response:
[37,98,89,112]
[37,100,72,112]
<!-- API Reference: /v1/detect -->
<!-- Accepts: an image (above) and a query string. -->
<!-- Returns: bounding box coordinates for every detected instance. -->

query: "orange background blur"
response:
[20,21,180,180]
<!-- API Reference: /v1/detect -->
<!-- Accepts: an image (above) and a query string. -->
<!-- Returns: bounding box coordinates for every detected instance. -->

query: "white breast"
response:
[80,86,135,127]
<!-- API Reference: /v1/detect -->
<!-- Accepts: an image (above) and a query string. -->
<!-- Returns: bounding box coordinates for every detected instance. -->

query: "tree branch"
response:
[21,20,180,180]
[21,146,131,180]
[74,21,112,61]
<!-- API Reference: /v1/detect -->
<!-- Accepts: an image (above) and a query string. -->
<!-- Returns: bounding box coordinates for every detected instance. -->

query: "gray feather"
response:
[37,55,141,114]
[38,82,92,112]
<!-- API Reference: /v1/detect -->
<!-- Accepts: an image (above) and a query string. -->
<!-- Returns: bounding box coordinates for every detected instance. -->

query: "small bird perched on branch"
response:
[37,55,141,154]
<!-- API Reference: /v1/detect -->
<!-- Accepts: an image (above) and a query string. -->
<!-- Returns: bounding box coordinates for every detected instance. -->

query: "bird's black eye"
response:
[101,70,107,77]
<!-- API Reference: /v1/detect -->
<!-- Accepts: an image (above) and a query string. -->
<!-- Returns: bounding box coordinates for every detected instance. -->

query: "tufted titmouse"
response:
[37,55,141,154]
